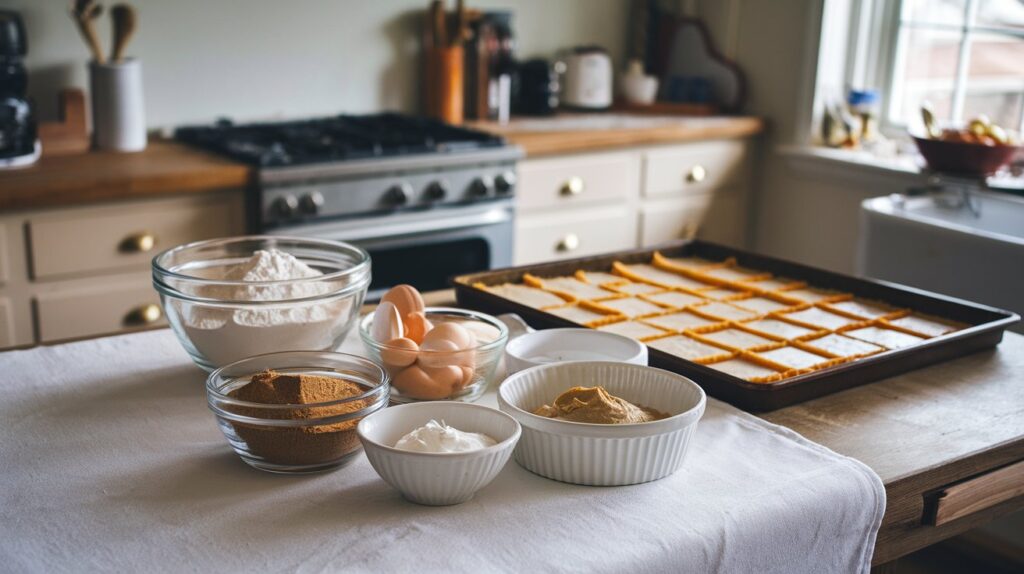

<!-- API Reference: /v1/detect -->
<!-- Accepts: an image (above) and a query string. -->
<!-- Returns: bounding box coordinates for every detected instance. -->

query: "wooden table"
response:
[421,289,1024,567]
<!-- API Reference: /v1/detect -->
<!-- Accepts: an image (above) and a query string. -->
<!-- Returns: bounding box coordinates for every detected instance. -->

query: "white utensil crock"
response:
[89,58,147,152]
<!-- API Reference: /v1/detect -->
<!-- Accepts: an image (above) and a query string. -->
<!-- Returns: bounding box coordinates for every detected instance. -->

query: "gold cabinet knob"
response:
[686,165,707,183]
[123,303,162,326]
[560,177,585,196]
[119,232,158,254]
[555,233,580,253]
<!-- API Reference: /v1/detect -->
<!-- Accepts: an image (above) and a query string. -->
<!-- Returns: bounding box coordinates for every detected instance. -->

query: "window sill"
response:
[776,145,926,187]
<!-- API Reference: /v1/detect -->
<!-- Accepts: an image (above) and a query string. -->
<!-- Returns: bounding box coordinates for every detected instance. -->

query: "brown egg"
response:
[380,284,425,319]
[404,311,433,345]
[380,337,418,369]
[392,365,455,400]
[417,339,461,368]
[454,366,475,391]
[422,322,474,350]
[420,364,464,391]
[369,301,404,342]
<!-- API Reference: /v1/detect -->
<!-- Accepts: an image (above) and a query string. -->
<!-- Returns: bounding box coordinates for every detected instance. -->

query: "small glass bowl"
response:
[153,236,371,372]
[359,307,509,403]
[206,351,389,474]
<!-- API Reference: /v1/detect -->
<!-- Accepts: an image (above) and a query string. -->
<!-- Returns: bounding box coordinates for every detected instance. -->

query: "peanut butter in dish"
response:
[533,386,668,424]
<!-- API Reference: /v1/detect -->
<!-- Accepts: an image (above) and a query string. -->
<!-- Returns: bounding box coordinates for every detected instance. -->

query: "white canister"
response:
[89,58,147,152]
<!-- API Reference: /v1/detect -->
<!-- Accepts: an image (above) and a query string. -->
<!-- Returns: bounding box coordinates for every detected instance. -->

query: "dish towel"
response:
[0,329,885,573]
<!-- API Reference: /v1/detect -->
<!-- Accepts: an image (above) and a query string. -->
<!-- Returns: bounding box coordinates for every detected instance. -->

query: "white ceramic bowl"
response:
[357,402,521,506]
[504,328,648,374]
[498,361,705,486]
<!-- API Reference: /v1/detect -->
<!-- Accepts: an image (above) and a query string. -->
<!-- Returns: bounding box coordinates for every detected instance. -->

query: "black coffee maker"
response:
[0,10,37,167]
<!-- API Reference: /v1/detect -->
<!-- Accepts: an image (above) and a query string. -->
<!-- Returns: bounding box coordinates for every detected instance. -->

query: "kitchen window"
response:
[848,0,1024,134]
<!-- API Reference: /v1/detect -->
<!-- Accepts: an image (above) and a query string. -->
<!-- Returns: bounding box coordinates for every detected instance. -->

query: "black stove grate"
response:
[174,113,505,167]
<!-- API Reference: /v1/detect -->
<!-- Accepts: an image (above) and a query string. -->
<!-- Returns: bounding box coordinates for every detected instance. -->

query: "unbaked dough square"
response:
[596,297,665,318]
[643,311,720,332]
[737,276,805,292]
[782,307,861,330]
[530,276,613,300]
[647,335,729,361]
[699,328,776,350]
[756,346,832,370]
[657,254,721,269]
[844,326,927,349]
[597,320,668,340]
[692,301,760,322]
[642,290,707,309]
[784,287,849,304]
[695,287,747,301]
[887,314,962,337]
[547,304,615,325]
[732,297,800,315]
[484,283,567,308]
[609,282,663,296]
[742,318,819,340]
[616,263,711,290]
[701,266,770,283]
[576,270,625,286]
[705,358,781,381]
[828,299,904,320]
[801,333,885,358]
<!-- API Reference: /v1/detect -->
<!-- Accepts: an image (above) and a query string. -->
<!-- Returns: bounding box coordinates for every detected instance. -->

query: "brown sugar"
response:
[224,370,372,467]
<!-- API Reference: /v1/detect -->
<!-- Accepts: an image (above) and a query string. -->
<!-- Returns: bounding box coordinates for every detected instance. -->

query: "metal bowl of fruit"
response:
[913,112,1022,177]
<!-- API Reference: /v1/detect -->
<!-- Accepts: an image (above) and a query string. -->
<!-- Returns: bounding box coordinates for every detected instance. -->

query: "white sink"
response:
[858,190,1024,332]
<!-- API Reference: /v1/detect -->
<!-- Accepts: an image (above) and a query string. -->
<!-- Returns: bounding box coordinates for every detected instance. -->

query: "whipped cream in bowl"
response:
[394,419,497,453]
[153,236,371,371]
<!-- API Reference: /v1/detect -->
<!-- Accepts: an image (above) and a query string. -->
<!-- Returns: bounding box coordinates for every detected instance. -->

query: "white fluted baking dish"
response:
[497,361,706,486]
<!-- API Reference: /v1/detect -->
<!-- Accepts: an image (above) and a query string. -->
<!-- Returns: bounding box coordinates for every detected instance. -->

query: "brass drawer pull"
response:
[686,165,707,183]
[119,232,158,254]
[123,303,162,327]
[560,177,585,196]
[555,233,580,253]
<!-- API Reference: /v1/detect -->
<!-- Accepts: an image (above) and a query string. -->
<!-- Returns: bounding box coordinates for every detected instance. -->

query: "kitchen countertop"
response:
[471,114,764,157]
[0,141,250,212]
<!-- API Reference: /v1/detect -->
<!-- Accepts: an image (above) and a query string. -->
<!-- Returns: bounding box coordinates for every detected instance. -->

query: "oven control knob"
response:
[299,191,324,215]
[386,183,413,206]
[426,180,449,202]
[470,176,494,197]
[495,171,517,194]
[272,195,299,218]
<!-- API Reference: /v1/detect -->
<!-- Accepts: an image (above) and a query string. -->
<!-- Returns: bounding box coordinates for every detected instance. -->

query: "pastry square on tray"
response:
[843,325,928,349]
[755,345,834,371]
[699,265,772,283]
[607,281,663,296]
[691,301,761,322]
[652,252,723,271]
[742,318,822,341]
[647,334,732,362]
[643,310,722,332]
[886,314,964,338]
[737,276,806,293]
[781,307,862,331]
[693,286,749,301]
[731,296,802,316]
[547,303,620,326]
[613,262,712,290]
[597,320,669,341]
[478,283,569,309]
[595,296,665,318]
[696,326,778,351]
[704,357,783,382]
[524,274,612,300]
[783,287,851,304]
[575,270,626,286]
[826,298,906,320]
[641,290,707,309]
[800,333,885,359]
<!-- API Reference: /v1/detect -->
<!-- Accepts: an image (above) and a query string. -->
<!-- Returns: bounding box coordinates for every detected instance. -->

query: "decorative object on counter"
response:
[560,46,613,110]
[361,284,508,402]
[152,236,371,371]
[619,59,659,106]
[847,89,880,143]
[89,56,146,151]
[464,10,514,122]
[498,361,706,486]
[0,10,39,168]
[423,0,472,123]
[37,88,89,157]
[651,17,746,112]
[69,0,105,64]
[911,108,1022,177]
[207,351,389,474]
[358,401,521,506]
[505,327,648,374]
[108,3,136,63]
[512,58,560,116]
[455,240,1019,411]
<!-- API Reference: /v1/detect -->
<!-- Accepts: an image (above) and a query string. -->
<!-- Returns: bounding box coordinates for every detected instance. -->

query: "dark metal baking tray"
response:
[452,240,1020,411]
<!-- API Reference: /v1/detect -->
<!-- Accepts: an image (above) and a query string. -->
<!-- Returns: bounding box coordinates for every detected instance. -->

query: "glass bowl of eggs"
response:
[358,287,508,403]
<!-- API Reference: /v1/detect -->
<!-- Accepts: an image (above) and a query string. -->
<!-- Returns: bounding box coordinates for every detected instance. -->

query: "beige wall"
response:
[9,0,630,128]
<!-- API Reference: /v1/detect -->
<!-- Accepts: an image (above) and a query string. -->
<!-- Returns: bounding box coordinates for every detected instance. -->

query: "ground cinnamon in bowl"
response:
[220,369,376,471]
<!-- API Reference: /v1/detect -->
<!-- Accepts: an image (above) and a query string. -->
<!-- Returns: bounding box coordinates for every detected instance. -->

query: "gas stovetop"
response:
[174,113,506,168]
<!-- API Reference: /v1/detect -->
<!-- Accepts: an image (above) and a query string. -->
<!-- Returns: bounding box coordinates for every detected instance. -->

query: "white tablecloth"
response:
[0,329,885,573]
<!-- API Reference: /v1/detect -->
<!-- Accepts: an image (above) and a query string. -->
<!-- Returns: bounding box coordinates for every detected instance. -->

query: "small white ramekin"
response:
[357,402,521,505]
[497,361,705,486]
[504,328,648,374]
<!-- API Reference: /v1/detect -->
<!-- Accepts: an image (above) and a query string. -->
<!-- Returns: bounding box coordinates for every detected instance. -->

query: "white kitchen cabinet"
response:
[515,206,637,265]
[516,150,640,211]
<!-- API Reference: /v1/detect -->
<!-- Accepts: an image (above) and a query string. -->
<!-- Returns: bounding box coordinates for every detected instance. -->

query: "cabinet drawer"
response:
[643,140,749,197]
[35,277,166,342]
[517,152,640,212]
[515,207,637,265]
[925,460,1024,526]
[639,196,712,247]
[28,194,242,281]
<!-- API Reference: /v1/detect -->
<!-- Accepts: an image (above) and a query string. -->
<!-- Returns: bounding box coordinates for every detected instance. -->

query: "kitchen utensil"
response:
[911,133,1022,177]
[505,328,647,374]
[152,236,371,371]
[498,361,706,486]
[360,307,509,403]
[89,57,146,151]
[561,46,613,110]
[109,3,136,63]
[358,401,521,505]
[207,351,390,474]
[70,0,105,64]
[0,9,39,167]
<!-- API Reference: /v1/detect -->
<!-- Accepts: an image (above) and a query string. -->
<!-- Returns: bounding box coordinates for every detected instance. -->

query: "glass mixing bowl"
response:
[153,236,371,371]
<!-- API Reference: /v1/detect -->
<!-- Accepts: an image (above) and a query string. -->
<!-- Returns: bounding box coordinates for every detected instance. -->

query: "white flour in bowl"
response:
[179,249,353,366]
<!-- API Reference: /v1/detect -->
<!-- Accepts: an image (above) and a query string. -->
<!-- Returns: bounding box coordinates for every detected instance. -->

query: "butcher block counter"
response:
[0,141,250,212]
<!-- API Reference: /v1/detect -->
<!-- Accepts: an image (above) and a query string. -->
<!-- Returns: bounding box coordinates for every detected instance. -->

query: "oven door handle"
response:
[323,206,513,242]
